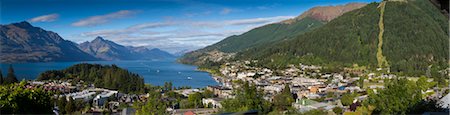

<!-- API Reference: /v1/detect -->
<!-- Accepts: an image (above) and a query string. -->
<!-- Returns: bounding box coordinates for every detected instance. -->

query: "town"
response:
[20,60,449,115]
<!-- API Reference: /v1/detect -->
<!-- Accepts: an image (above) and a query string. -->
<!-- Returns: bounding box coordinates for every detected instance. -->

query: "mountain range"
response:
[180,0,449,76]
[0,21,98,62]
[79,36,175,61]
[0,22,174,62]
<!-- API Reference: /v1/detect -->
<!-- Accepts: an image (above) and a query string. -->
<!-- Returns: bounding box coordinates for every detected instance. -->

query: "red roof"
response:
[184,111,196,115]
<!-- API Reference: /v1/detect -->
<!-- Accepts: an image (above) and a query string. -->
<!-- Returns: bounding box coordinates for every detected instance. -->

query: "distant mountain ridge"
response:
[0,22,174,62]
[0,21,98,62]
[79,36,175,61]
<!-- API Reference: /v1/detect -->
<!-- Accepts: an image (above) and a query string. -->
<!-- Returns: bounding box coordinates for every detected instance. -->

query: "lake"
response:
[0,59,218,88]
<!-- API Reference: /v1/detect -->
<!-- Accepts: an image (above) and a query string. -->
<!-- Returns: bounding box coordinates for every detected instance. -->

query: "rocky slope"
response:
[285,3,367,22]
[0,21,98,62]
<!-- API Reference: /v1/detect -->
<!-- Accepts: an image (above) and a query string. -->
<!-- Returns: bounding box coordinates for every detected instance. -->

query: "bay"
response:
[0,59,218,88]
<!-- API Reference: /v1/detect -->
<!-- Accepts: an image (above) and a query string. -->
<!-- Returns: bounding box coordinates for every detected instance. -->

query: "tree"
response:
[341,93,357,106]
[0,81,53,114]
[58,96,67,114]
[273,84,294,111]
[416,76,436,92]
[187,92,203,108]
[65,97,75,114]
[221,82,272,114]
[134,91,167,115]
[358,76,365,88]
[333,107,343,114]
[5,65,18,84]
[164,82,173,92]
[202,89,215,98]
[366,78,422,114]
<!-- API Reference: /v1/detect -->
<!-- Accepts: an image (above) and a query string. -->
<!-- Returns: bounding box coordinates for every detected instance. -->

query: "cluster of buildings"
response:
[27,80,147,114]
[195,60,449,113]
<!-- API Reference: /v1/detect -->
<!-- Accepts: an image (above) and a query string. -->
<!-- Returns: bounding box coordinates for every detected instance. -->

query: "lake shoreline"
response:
[1,60,219,88]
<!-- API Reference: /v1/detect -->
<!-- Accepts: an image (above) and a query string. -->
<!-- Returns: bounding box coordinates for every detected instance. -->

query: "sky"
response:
[1,0,380,53]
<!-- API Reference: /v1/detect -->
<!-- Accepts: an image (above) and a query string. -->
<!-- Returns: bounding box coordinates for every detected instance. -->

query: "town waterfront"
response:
[0,59,219,88]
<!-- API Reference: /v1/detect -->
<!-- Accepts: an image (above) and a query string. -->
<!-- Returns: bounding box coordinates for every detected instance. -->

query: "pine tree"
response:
[273,84,294,111]
[5,65,18,84]
[57,96,67,114]
[65,97,75,114]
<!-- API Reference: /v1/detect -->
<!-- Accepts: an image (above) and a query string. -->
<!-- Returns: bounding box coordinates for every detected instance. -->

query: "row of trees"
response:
[0,65,19,85]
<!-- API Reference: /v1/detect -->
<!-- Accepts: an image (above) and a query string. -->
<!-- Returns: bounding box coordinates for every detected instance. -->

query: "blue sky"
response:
[1,0,380,53]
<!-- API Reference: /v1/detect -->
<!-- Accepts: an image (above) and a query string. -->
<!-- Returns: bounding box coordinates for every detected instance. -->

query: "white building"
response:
[202,98,223,108]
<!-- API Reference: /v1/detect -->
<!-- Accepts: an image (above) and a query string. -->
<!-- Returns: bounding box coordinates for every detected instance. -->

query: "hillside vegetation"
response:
[37,63,145,93]
[239,0,449,76]
[240,3,381,68]
[179,17,325,65]
[205,17,325,53]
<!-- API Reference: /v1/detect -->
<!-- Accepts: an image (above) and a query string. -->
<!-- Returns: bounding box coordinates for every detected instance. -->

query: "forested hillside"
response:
[0,22,99,62]
[204,17,324,53]
[180,3,367,65]
[37,63,145,93]
[239,0,449,76]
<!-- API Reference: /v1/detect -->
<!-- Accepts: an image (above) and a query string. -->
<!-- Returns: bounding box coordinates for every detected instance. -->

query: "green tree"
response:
[358,76,365,88]
[5,65,18,84]
[134,91,167,115]
[58,96,67,114]
[202,89,215,98]
[65,97,75,114]
[0,81,53,114]
[300,109,327,115]
[366,78,422,114]
[188,92,203,108]
[416,76,436,92]
[333,107,343,114]
[341,93,357,106]
[164,82,173,92]
[221,82,272,114]
[273,84,294,111]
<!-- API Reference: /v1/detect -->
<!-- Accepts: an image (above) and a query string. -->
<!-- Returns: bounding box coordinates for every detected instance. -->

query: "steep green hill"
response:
[204,17,325,53]
[179,3,368,66]
[240,0,449,76]
[179,17,325,65]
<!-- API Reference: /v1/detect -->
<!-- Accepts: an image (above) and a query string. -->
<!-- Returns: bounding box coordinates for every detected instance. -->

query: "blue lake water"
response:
[0,59,218,88]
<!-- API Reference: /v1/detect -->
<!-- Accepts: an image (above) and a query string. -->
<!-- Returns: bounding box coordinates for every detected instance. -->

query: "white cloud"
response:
[127,22,176,30]
[28,13,59,22]
[72,10,137,27]
[190,16,294,27]
[78,15,295,52]
[225,16,293,25]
